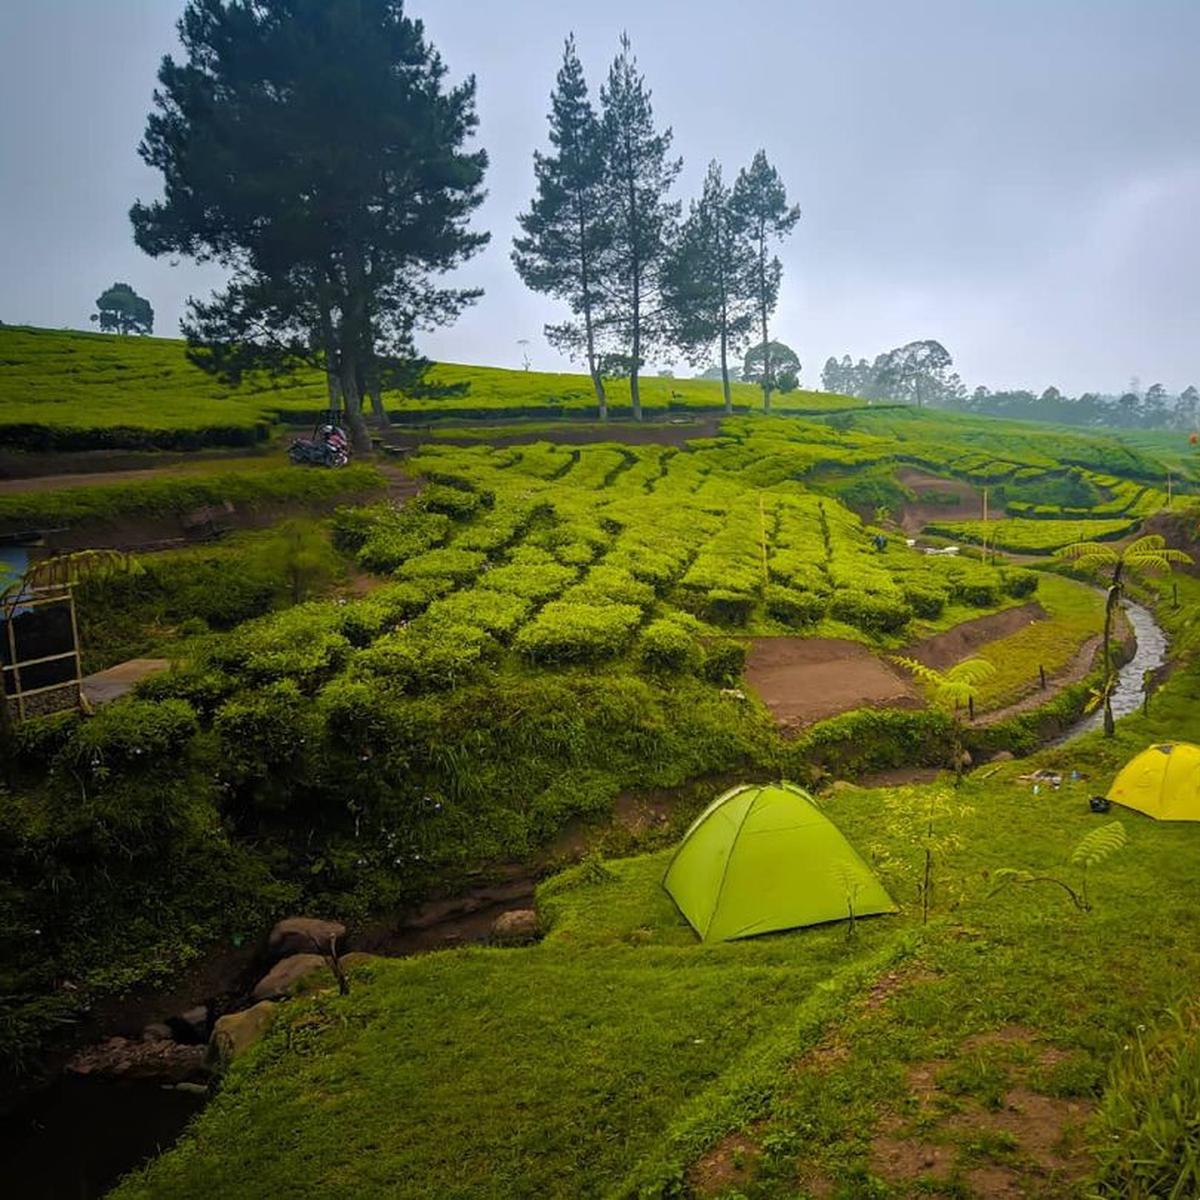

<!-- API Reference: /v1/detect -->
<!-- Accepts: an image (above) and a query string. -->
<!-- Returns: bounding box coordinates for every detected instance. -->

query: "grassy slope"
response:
[114,576,1200,1199]
[0,325,859,438]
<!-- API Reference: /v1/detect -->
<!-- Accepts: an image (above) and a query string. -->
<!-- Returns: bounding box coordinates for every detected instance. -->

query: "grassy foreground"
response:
[113,577,1200,1199]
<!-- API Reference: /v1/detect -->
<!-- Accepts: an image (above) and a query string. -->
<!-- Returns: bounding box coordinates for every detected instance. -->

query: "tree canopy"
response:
[131,0,488,451]
[90,283,153,336]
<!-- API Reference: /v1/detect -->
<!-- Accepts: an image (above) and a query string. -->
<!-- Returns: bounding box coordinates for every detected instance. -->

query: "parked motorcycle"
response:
[288,422,350,468]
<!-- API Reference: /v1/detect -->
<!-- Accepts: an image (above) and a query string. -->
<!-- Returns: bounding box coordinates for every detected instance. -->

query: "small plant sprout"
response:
[872,785,974,925]
[829,861,862,940]
[891,655,996,782]
[990,819,1128,913]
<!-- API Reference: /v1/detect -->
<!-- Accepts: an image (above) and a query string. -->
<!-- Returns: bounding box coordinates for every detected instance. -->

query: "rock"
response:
[141,1022,174,1043]
[491,908,540,944]
[990,750,1015,763]
[67,1037,206,1084]
[266,916,346,961]
[207,1001,278,1070]
[168,1005,209,1043]
[251,953,327,1001]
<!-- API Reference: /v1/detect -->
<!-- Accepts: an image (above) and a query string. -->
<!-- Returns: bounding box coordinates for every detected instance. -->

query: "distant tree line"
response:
[513,35,801,418]
[822,343,1200,432]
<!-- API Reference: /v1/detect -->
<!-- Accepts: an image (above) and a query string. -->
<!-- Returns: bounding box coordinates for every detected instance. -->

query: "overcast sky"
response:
[1,0,1197,394]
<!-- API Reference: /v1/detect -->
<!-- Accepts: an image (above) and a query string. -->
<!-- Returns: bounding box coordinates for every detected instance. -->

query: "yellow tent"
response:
[1107,743,1200,821]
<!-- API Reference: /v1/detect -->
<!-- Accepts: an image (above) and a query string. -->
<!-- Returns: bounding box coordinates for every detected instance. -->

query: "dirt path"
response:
[0,466,228,494]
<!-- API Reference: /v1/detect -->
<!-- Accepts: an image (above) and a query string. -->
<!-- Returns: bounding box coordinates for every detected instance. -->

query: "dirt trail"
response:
[0,466,225,495]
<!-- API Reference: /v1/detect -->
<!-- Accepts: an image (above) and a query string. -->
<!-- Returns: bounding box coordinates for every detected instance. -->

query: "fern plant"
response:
[891,655,996,782]
[990,819,1127,912]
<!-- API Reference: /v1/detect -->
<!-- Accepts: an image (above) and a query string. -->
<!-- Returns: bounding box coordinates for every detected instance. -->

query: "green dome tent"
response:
[662,782,896,942]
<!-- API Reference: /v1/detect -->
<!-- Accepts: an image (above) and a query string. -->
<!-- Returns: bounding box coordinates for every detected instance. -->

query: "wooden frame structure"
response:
[1,582,85,723]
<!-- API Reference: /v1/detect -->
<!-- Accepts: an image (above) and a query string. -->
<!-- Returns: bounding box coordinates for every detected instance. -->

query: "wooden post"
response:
[1039,664,1047,689]
[982,487,989,564]
[758,494,770,585]
[968,695,975,722]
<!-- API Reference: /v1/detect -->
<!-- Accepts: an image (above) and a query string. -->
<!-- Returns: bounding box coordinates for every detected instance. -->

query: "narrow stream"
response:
[1052,600,1168,745]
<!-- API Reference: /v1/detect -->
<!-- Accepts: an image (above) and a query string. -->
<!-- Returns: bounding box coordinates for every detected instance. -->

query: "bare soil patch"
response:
[82,658,169,708]
[687,1130,763,1197]
[871,1028,1096,1198]
[896,467,985,533]
[745,637,921,732]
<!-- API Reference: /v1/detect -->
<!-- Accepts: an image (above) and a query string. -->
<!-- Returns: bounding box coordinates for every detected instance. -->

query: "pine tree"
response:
[661,162,755,414]
[131,0,488,454]
[731,151,801,413]
[513,36,612,418]
[598,33,681,421]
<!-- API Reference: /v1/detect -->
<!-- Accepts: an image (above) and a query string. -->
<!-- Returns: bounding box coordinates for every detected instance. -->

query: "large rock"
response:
[251,953,327,1001]
[491,909,540,944]
[68,1037,206,1084]
[207,1001,278,1069]
[266,916,346,961]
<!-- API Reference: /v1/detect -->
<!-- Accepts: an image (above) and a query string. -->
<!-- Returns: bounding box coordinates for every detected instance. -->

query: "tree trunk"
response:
[577,203,607,422]
[625,134,642,422]
[366,360,389,429]
[720,329,732,415]
[758,233,771,414]
[339,357,372,456]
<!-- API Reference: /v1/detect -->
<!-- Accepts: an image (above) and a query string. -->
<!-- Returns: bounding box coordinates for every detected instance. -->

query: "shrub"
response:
[417,484,482,520]
[353,623,494,691]
[705,588,755,626]
[514,601,642,664]
[1002,568,1040,598]
[701,640,748,685]
[828,590,912,634]
[478,561,577,601]
[213,681,319,811]
[57,699,199,780]
[137,665,236,718]
[396,547,486,584]
[563,565,655,609]
[417,589,531,640]
[902,583,948,619]
[526,769,619,843]
[764,584,826,626]
[207,604,353,691]
[640,618,702,672]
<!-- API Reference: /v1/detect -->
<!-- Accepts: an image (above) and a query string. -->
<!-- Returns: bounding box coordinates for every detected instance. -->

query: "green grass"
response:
[926,516,1138,554]
[0,460,385,532]
[968,573,1105,711]
[113,573,1200,1197]
[0,326,863,449]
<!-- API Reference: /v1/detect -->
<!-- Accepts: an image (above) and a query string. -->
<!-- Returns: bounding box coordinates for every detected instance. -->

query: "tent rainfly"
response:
[662,782,896,942]
[1107,742,1200,821]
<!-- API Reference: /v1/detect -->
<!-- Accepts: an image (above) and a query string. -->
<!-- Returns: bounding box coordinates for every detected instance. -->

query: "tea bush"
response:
[515,601,643,663]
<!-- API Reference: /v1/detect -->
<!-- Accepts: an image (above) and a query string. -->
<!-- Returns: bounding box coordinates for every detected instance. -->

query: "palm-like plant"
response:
[1058,535,1192,735]
[0,549,142,608]
[891,655,997,781]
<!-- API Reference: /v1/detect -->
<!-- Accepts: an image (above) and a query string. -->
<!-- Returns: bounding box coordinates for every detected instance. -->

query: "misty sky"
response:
[1,0,1197,394]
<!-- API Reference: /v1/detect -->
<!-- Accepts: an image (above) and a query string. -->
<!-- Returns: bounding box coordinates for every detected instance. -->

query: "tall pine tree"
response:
[598,34,680,421]
[131,0,488,453]
[661,162,754,414]
[513,36,611,418]
[731,151,801,413]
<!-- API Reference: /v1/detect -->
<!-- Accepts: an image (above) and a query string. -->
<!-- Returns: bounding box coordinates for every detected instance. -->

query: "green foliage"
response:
[928,517,1137,555]
[57,699,199,782]
[764,583,826,626]
[700,640,747,685]
[1092,1003,1200,1198]
[640,618,702,672]
[515,601,642,664]
[704,588,755,625]
[829,590,912,634]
